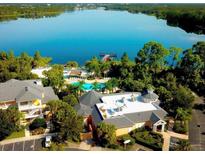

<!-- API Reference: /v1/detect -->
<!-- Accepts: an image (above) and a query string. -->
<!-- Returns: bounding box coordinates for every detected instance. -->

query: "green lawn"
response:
[5,130,25,140]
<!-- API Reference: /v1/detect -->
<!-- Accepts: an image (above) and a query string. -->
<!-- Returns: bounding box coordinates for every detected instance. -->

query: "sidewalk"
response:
[159,130,189,151]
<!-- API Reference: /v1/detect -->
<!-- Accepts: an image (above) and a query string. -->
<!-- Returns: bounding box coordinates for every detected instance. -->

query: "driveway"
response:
[189,97,205,151]
[0,139,44,151]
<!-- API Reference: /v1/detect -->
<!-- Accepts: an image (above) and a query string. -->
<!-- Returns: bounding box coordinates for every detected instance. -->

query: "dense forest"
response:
[0,4,76,21]
[102,4,205,34]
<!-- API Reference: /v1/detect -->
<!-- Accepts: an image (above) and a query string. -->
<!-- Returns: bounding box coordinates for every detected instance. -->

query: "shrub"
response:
[173,121,188,134]
[118,134,135,145]
[108,144,121,150]
[47,143,64,151]
[31,127,45,135]
[29,118,47,131]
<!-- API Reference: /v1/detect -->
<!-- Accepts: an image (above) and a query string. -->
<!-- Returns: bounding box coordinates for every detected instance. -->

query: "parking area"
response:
[189,102,205,150]
[0,138,44,151]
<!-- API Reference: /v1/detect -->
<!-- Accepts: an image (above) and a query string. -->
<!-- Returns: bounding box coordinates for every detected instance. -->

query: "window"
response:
[20,101,28,106]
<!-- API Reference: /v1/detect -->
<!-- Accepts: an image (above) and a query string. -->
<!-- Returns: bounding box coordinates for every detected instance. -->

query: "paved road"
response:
[0,138,44,151]
[189,97,205,151]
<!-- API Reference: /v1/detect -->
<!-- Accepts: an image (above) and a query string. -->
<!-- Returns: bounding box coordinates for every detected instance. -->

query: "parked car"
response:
[44,136,52,148]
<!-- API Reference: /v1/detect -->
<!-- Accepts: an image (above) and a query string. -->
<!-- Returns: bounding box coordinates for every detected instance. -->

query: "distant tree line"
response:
[0,4,76,22]
[102,4,205,34]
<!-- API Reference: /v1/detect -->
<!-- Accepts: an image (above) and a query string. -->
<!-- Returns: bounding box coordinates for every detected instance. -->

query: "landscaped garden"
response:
[129,128,164,150]
[29,118,47,135]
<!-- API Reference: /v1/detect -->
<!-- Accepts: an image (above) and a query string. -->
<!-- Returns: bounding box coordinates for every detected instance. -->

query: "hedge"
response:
[130,129,163,151]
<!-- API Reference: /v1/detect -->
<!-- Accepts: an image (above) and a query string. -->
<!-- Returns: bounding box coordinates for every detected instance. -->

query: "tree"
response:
[92,81,99,91]
[175,108,192,122]
[179,49,204,84]
[169,46,182,67]
[29,118,47,130]
[42,65,64,93]
[66,61,78,68]
[100,61,111,77]
[0,107,22,141]
[72,80,85,96]
[47,100,83,142]
[96,122,117,147]
[119,52,135,79]
[0,51,8,60]
[173,85,194,111]
[32,51,52,68]
[0,51,38,82]
[62,94,78,106]
[135,41,170,75]
[85,57,100,77]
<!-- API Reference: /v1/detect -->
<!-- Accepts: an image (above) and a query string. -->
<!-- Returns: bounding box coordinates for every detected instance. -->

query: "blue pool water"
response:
[72,82,105,91]
[0,9,205,65]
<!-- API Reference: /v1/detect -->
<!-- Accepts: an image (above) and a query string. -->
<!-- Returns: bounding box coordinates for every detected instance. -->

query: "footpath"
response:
[160,130,188,151]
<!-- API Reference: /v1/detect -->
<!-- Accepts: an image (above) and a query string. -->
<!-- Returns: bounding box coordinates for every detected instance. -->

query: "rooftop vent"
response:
[147,89,154,94]
[131,94,136,102]
[25,86,28,91]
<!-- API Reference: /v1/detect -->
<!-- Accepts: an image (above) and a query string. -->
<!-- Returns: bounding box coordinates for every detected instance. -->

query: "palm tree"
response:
[77,80,85,96]
[105,81,113,94]
[93,81,99,91]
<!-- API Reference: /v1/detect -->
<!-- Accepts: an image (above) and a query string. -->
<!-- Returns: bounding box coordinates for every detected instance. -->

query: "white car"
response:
[44,136,52,148]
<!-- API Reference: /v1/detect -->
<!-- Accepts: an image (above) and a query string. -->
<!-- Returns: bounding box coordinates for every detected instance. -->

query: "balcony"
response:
[24,114,40,119]
[18,104,42,111]
[18,99,42,111]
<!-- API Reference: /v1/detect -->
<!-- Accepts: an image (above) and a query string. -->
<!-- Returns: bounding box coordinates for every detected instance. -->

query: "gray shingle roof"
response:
[102,110,166,129]
[79,90,103,107]
[103,115,134,128]
[91,106,103,126]
[150,112,161,124]
[74,103,93,116]
[142,92,159,102]
[0,79,58,103]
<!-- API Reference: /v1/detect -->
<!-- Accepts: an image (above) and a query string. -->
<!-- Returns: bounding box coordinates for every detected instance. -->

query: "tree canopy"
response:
[47,100,83,142]
[0,107,22,141]
[96,122,117,147]
[42,64,64,93]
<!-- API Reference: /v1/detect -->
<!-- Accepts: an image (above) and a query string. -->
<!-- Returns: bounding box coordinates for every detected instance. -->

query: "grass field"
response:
[5,130,25,140]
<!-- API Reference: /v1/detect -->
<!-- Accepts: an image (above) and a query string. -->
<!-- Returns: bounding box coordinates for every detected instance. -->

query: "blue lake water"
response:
[0,9,205,65]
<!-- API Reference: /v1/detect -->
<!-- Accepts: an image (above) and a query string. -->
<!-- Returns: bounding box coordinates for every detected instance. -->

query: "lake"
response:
[0,9,205,65]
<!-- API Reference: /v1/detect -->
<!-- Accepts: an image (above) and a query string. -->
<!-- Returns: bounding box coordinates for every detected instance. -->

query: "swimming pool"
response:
[72,82,105,91]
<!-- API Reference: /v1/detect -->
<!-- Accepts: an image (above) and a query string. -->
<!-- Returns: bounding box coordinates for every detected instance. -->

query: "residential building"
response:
[74,90,167,136]
[0,79,58,121]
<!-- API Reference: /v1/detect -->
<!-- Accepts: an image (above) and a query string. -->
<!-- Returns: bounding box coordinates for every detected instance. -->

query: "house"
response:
[0,79,58,121]
[74,90,167,136]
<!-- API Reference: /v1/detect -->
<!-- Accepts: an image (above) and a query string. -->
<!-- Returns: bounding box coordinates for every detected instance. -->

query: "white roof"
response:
[31,67,51,78]
[96,93,158,119]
